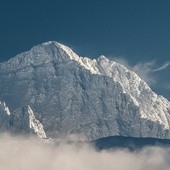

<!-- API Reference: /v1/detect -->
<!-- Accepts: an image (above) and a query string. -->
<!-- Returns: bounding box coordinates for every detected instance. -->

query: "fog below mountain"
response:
[0,134,169,170]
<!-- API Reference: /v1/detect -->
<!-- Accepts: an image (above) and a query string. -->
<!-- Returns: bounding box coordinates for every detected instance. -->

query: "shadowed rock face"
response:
[93,136,170,151]
[0,41,170,140]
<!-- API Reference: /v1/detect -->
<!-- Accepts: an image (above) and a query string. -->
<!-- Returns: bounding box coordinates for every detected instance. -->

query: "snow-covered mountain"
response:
[0,41,170,140]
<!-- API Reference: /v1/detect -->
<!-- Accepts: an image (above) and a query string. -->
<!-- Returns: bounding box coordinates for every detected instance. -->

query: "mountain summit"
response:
[0,41,170,140]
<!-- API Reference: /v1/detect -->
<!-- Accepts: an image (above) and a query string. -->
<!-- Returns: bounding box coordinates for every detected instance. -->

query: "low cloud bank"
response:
[0,134,169,170]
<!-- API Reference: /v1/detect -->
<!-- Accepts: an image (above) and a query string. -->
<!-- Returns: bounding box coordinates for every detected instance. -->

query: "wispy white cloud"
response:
[132,61,170,89]
[111,57,170,88]
[165,83,170,90]
[153,62,170,72]
[0,134,170,170]
[132,61,157,85]
[112,58,157,85]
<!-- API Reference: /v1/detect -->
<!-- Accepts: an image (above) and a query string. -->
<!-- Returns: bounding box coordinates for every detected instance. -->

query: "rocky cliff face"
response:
[0,41,170,140]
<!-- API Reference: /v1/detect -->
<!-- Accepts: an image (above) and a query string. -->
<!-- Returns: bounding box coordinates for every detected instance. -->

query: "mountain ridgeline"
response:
[0,41,170,145]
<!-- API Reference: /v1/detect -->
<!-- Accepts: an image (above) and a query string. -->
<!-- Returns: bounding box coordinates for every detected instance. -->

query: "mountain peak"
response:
[40,41,78,59]
[0,41,170,140]
[98,55,108,61]
[0,41,80,73]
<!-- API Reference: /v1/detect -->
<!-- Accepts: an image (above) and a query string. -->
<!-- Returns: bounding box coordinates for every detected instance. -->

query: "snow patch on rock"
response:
[0,101,11,116]
[28,106,46,138]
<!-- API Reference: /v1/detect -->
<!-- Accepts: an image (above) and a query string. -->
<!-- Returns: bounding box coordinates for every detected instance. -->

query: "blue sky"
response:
[0,0,170,99]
